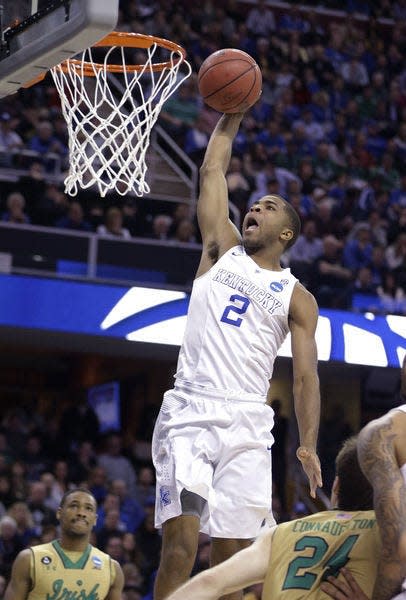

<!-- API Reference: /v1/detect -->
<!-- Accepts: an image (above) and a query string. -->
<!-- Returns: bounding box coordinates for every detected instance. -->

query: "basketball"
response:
[198,48,262,114]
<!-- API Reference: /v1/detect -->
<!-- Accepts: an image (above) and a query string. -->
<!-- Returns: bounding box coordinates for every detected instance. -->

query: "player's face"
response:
[57,491,97,536]
[242,196,292,252]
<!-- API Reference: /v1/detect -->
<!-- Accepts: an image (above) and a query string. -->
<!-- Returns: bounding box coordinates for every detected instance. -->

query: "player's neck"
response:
[58,535,91,553]
[248,248,284,272]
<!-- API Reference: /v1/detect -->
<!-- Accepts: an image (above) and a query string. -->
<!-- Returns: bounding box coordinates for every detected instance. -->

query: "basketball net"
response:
[51,33,192,198]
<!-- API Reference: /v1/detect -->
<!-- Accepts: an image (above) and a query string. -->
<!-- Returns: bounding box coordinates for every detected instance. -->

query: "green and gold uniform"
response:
[28,541,114,600]
[263,510,380,599]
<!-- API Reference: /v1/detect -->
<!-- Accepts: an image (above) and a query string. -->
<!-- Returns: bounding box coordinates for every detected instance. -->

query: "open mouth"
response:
[245,216,259,231]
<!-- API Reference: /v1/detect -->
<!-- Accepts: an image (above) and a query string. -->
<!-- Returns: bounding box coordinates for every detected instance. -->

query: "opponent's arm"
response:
[320,567,370,600]
[4,550,32,600]
[106,560,124,600]
[357,412,406,600]
[196,113,243,277]
[166,527,275,600]
[289,283,322,498]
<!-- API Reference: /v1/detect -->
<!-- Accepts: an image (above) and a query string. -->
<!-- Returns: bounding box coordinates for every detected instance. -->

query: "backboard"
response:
[0,0,118,98]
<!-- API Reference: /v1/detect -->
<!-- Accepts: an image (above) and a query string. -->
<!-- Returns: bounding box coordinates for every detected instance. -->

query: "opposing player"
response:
[320,355,406,600]
[165,436,381,600]
[4,488,124,600]
[152,113,322,600]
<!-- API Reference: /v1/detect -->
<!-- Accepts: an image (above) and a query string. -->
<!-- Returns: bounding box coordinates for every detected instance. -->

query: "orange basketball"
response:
[198,48,262,114]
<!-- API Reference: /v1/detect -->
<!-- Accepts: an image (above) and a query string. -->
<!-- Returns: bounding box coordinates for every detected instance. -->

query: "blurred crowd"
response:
[0,0,405,315]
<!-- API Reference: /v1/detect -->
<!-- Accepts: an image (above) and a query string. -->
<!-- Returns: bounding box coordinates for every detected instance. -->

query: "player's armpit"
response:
[4,550,32,600]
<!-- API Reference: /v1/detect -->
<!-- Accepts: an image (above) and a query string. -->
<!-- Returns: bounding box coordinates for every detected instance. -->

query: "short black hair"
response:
[282,199,301,250]
[335,436,373,511]
[59,487,96,508]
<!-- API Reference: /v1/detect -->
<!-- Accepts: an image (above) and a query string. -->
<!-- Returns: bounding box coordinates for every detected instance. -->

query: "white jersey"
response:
[175,245,298,397]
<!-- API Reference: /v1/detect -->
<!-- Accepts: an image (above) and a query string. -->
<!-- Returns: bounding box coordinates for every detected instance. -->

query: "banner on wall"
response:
[0,274,404,368]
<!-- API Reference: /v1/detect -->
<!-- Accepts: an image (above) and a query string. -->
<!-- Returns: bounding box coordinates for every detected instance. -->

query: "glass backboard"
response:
[0,0,118,98]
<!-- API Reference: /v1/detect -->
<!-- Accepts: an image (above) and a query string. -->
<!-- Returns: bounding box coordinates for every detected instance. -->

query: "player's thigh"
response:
[210,537,252,566]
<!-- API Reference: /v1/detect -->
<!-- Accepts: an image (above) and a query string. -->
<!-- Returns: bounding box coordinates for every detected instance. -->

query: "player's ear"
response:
[280,228,293,243]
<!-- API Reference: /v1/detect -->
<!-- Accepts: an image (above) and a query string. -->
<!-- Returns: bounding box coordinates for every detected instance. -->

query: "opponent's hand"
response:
[320,568,370,600]
[296,446,322,498]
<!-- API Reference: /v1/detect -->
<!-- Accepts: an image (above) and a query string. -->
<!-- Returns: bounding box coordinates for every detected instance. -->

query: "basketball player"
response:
[4,488,124,600]
[319,355,406,600]
[165,436,381,600]
[153,113,322,600]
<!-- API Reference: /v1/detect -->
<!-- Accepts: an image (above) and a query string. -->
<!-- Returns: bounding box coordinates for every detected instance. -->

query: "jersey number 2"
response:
[282,534,359,590]
[220,294,250,327]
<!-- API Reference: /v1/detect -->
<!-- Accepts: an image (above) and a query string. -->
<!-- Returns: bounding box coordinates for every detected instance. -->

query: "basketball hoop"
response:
[50,32,192,198]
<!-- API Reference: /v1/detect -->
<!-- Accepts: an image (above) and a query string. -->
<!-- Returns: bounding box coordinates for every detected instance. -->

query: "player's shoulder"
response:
[290,282,319,320]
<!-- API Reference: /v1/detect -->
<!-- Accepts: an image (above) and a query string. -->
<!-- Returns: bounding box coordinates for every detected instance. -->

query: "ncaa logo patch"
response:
[160,486,171,507]
[269,281,283,292]
[92,556,102,569]
[41,556,52,565]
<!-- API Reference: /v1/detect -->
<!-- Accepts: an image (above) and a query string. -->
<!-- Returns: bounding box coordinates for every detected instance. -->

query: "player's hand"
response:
[320,568,370,600]
[296,446,322,498]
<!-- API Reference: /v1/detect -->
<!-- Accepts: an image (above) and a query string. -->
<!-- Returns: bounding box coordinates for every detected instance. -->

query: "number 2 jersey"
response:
[175,245,298,398]
[263,509,381,599]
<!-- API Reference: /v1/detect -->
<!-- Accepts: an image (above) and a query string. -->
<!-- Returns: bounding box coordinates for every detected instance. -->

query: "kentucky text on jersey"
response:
[213,268,283,313]
[292,517,376,536]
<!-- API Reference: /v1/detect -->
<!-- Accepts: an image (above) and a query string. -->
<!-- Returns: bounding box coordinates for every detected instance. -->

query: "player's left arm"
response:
[166,527,276,600]
[289,282,322,498]
[106,560,124,600]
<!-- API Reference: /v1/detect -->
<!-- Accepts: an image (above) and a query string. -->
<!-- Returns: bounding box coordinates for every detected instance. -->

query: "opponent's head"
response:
[57,488,98,537]
[332,436,373,511]
[242,195,301,255]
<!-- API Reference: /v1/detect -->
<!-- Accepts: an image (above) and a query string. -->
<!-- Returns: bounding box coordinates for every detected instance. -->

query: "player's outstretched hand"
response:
[320,568,370,600]
[296,446,322,498]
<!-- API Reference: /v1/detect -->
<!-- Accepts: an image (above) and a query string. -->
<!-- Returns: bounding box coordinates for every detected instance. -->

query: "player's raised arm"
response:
[289,283,322,498]
[4,549,32,600]
[196,113,243,277]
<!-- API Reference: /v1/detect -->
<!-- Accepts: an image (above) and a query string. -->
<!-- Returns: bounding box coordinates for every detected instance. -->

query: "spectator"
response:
[55,200,92,231]
[97,206,131,239]
[98,432,137,498]
[1,192,30,224]
[0,515,24,578]
[288,219,323,287]
[58,395,100,452]
[158,78,200,147]
[87,465,109,505]
[0,112,23,164]
[28,120,67,156]
[170,218,196,244]
[22,433,49,482]
[377,271,406,315]
[246,0,275,38]
[135,466,155,508]
[26,481,58,531]
[150,214,172,241]
[110,479,145,533]
[7,501,39,546]
[385,231,406,270]
[314,234,353,309]
[342,222,374,274]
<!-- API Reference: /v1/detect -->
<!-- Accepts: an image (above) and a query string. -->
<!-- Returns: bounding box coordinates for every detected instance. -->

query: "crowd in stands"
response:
[0,0,405,316]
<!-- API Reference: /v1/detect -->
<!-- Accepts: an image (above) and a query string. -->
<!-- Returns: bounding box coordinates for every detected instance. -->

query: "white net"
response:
[51,38,192,198]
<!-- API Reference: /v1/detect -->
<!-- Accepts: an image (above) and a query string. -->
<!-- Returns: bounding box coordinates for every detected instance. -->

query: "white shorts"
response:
[152,383,275,539]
